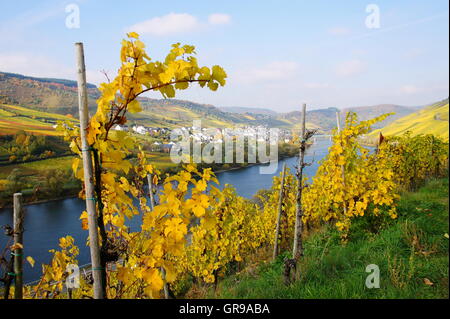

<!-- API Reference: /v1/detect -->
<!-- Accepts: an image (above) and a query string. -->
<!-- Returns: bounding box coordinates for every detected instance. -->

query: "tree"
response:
[6,168,23,194]
[43,169,68,197]
[58,32,227,298]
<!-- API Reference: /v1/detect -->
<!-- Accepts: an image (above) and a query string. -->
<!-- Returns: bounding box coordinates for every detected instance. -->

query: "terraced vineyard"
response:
[0,104,76,136]
[371,99,449,141]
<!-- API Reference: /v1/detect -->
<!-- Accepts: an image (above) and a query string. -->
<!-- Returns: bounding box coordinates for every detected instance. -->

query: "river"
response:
[0,138,332,283]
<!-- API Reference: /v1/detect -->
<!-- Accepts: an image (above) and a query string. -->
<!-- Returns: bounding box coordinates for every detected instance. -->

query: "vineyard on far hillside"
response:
[370,99,449,142]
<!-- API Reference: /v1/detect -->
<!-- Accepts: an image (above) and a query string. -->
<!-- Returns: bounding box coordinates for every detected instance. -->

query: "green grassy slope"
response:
[0,151,175,181]
[209,178,449,299]
[0,151,176,207]
[371,99,449,141]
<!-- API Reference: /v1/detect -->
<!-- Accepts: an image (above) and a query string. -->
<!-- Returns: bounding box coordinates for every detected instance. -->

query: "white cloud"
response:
[328,26,350,36]
[208,13,231,25]
[127,13,201,36]
[234,61,299,84]
[127,12,232,36]
[335,59,366,77]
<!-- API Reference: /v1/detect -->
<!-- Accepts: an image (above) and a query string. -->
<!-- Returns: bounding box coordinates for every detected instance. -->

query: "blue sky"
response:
[0,0,448,112]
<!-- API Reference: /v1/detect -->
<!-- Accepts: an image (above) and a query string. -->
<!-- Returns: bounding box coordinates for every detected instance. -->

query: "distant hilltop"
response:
[371,98,449,141]
[0,71,100,112]
[0,71,445,135]
[219,106,277,116]
[0,71,97,89]
[340,104,421,129]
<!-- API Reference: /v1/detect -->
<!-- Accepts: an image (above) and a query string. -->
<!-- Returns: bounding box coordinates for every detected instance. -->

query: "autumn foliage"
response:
[24,33,448,299]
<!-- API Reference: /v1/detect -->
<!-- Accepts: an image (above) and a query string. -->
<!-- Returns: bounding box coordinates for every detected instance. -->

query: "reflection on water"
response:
[217,139,330,198]
[0,139,331,283]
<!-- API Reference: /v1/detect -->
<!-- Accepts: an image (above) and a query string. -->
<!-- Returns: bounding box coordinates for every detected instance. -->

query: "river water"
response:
[0,139,331,283]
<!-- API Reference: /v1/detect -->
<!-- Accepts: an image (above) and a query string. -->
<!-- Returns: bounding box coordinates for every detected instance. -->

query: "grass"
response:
[0,156,75,179]
[371,100,449,141]
[206,178,449,299]
[0,151,177,183]
[0,150,176,207]
[0,156,78,207]
[145,151,178,171]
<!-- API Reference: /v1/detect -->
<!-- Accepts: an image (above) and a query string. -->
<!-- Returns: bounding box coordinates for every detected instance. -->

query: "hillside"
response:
[204,178,449,299]
[371,99,449,141]
[1,71,446,135]
[0,71,334,132]
[341,104,417,129]
[0,103,77,136]
[134,98,254,128]
[279,107,340,132]
[0,71,99,115]
[219,106,277,116]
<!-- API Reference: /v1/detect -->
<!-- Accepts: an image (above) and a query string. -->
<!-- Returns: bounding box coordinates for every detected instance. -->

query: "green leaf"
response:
[207,81,219,91]
[160,85,175,98]
[212,65,227,86]
[175,81,189,90]
[128,100,142,113]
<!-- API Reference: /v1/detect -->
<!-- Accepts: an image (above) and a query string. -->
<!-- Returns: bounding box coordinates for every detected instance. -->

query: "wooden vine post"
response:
[292,103,307,260]
[376,132,384,154]
[147,174,156,210]
[273,163,287,260]
[75,42,105,299]
[147,174,169,299]
[13,193,24,299]
[335,111,347,216]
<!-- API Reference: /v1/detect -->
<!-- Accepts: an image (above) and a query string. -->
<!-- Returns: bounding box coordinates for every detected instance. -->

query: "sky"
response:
[0,0,448,112]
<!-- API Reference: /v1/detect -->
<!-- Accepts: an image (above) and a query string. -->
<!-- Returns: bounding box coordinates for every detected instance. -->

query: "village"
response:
[113,123,294,153]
